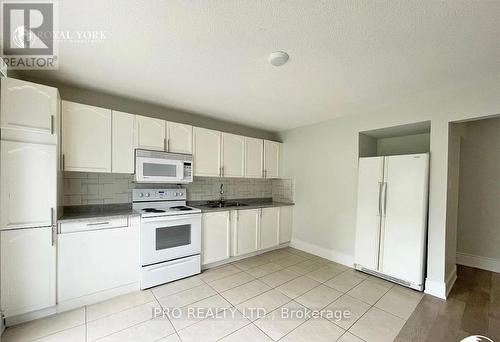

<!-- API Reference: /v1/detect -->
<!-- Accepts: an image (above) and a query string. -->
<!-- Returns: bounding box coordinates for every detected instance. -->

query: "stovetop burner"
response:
[170,206,194,211]
[142,208,166,213]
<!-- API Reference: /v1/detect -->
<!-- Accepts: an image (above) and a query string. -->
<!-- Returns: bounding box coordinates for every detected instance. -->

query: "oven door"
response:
[135,156,184,183]
[141,214,201,266]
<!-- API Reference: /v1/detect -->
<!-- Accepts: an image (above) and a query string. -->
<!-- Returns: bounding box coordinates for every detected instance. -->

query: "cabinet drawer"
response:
[59,217,129,233]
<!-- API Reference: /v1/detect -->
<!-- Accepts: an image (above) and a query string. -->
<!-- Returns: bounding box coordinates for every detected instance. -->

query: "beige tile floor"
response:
[2,247,424,342]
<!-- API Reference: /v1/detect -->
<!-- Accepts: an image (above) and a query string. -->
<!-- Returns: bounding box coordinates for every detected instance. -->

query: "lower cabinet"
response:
[260,207,280,249]
[201,206,293,263]
[231,209,260,256]
[201,211,231,265]
[0,227,56,317]
[279,206,293,244]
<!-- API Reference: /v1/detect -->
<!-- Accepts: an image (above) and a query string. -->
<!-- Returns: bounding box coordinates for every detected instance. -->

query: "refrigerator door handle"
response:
[378,182,383,216]
[382,182,388,216]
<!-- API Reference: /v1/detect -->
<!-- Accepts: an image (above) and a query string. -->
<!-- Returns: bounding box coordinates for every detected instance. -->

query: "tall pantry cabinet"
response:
[0,78,60,319]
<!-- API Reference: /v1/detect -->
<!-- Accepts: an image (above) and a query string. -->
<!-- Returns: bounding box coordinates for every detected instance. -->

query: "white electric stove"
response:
[133,188,202,289]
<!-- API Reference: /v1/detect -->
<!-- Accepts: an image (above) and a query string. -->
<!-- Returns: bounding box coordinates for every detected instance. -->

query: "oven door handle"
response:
[141,213,202,223]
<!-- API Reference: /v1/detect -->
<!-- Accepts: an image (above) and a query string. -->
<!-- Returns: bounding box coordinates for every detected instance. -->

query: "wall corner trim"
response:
[289,238,354,268]
[424,265,457,300]
[456,252,500,273]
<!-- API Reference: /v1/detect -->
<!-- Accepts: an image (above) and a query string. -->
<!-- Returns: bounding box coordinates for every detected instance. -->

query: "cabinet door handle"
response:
[164,138,167,151]
[167,138,170,152]
[50,115,55,135]
[87,222,110,226]
[62,154,65,170]
[51,225,56,246]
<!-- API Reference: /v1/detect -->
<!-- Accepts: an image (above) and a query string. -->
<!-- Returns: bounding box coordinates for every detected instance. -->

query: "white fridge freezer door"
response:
[380,153,429,286]
[354,156,384,271]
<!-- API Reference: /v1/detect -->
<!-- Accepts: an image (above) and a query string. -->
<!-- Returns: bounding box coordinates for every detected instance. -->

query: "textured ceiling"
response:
[20,0,500,132]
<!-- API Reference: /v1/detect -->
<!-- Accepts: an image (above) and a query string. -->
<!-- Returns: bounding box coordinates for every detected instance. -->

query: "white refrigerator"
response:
[354,153,429,290]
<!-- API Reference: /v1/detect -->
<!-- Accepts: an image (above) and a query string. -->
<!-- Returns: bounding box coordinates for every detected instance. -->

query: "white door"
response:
[1,227,56,317]
[380,154,429,285]
[57,223,140,302]
[245,137,264,178]
[193,127,222,177]
[232,209,260,256]
[354,157,384,271]
[135,116,165,151]
[202,212,231,265]
[167,122,192,154]
[264,140,281,178]
[112,111,136,173]
[260,207,280,250]
[0,78,58,137]
[62,101,111,172]
[279,206,293,244]
[222,133,245,178]
[1,141,56,229]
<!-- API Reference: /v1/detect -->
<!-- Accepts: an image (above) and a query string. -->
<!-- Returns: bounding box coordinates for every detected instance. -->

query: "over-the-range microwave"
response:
[135,149,193,183]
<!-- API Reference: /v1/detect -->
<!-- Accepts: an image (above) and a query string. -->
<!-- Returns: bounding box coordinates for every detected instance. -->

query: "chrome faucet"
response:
[219,183,225,202]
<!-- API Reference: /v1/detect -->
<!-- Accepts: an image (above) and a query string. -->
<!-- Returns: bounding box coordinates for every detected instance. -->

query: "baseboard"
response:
[289,238,354,267]
[424,265,457,300]
[457,252,500,273]
[202,243,290,270]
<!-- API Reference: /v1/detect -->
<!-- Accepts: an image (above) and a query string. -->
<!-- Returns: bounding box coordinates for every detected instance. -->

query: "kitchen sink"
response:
[204,202,249,208]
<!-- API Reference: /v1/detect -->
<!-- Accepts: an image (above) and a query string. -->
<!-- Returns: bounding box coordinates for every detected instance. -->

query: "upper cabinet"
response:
[222,133,245,178]
[193,127,222,177]
[62,101,112,173]
[245,137,264,178]
[264,140,281,178]
[135,116,165,151]
[0,78,59,141]
[166,121,192,154]
[112,111,136,174]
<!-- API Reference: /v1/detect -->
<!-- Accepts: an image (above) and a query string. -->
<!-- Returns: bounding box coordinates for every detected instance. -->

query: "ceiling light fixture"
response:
[268,51,289,66]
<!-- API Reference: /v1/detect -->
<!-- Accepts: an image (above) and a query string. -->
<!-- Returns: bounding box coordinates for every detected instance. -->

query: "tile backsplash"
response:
[63,172,294,205]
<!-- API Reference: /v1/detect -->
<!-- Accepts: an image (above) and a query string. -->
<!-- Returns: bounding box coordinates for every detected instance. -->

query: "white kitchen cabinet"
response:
[112,111,136,173]
[1,141,56,230]
[57,216,140,303]
[62,101,112,172]
[264,140,281,178]
[232,209,260,256]
[202,211,231,265]
[245,137,264,178]
[0,78,59,139]
[222,133,245,178]
[260,207,280,249]
[279,206,293,244]
[1,227,56,317]
[193,127,222,177]
[167,121,192,154]
[135,116,165,151]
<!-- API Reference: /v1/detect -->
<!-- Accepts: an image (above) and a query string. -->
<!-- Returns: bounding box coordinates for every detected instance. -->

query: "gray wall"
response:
[377,133,430,156]
[456,117,500,263]
[12,73,279,141]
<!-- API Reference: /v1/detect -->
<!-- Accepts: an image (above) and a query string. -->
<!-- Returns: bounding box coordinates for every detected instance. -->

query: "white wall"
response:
[279,74,500,298]
[456,117,500,272]
[377,133,430,156]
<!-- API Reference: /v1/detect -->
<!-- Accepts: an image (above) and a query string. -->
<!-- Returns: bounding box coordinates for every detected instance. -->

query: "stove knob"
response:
[138,193,144,198]
[174,193,178,196]
[145,193,150,197]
